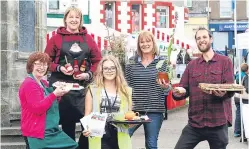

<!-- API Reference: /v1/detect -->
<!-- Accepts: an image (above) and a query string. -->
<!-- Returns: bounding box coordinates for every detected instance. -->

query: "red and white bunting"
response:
[147,27,191,50]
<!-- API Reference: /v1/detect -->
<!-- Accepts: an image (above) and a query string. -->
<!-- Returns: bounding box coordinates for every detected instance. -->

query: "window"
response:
[220,0,232,18]
[19,1,35,52]
[132,4,141,33]
[156,6,169,28]
[186,0,192,7]
[71,0,78,7]
[105,2,115,28]
[49,0,59,10]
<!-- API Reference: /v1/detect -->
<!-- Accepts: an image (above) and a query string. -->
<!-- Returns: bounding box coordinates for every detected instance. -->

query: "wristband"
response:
[87,71,93,80]
[56,65,61,72]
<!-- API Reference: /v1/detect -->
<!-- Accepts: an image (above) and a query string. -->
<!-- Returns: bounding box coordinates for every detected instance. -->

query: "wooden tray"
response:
[199,83,245,91]
[199,87,245,91]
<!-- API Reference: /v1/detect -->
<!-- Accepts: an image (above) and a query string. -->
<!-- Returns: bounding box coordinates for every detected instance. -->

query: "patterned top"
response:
[125,55,170,113]
[173,53,234,128]
[100,89,120,113]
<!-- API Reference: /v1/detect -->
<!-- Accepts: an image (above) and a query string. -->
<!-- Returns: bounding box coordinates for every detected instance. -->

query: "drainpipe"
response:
[207,0,210,29]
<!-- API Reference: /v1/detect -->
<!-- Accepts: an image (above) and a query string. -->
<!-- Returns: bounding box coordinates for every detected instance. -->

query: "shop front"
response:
[209,23,249,53]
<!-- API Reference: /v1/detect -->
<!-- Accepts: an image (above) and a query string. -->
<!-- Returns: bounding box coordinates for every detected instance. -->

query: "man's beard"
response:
[198,43,211,53]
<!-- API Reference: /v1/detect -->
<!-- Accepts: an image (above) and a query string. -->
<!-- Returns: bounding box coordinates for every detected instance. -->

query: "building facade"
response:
[183,0,209,50]
[209,0,249,52]
[1,0,47,126]
[46,0,191,51]
[47,0,177,32]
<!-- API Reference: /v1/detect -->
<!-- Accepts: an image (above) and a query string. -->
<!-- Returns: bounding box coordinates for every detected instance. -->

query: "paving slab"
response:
[131,104,248,149]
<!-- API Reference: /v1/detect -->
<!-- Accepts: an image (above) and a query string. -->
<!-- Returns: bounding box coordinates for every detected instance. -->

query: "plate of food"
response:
[199,83,245,91]
[52,81,84,90]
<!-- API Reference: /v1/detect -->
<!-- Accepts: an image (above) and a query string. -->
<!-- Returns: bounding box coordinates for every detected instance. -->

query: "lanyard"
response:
[100,88,117,113]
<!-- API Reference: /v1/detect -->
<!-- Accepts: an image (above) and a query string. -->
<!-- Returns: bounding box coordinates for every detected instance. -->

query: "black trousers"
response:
[59,93,84,141]
[78,124,119,149]
[174,124,228,149]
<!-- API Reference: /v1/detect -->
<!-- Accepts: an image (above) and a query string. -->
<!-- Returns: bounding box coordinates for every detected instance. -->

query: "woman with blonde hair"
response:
[45,6,101,143]
[80,55,133,149]
[125,30,171,149]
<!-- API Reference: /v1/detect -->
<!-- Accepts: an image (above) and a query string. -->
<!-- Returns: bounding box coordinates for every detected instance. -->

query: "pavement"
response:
[131,104,248,149]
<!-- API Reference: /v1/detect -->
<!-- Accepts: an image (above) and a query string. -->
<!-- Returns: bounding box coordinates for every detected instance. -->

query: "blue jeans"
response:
[234,102,241,134]
[129,112,164,149]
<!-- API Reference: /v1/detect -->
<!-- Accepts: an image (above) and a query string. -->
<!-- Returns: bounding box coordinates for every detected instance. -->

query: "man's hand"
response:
[202,89,212,95]
[172,87,186,97]
[212,90,227,97]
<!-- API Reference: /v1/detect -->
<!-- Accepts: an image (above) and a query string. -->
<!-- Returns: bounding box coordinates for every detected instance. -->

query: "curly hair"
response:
[26,52,51,74]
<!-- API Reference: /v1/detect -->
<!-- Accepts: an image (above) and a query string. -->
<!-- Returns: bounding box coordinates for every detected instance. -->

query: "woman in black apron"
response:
[45,7,102,148]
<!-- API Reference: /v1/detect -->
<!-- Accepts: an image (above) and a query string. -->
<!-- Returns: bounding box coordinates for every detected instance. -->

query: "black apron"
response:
[49,34,91,122]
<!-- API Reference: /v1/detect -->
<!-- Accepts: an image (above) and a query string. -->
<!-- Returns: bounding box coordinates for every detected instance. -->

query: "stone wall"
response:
[1,0,47,126]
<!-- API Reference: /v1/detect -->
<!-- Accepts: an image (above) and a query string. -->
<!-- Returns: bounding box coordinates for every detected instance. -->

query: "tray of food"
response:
[52,81,84,90]
[199,83,245,91]
[109,119,152,124]
[109,112,152,124]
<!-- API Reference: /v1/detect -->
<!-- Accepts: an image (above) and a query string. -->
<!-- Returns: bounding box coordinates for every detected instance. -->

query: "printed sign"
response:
[80,112,108,137]
[219,24,248,31]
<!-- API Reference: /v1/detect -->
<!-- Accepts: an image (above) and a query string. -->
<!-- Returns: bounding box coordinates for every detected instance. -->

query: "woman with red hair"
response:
[19,52,78,149]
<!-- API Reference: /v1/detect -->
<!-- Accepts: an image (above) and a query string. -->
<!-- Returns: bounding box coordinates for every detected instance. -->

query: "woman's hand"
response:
[82,130,91,137]
[128,124,137,128]
[73,73,90,80]
[53,86,70,97]
[60,66,74,76]
[157,79,170,89]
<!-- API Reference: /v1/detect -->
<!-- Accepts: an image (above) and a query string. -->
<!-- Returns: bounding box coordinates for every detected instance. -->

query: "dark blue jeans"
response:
[128,112,164,149]
[234,102,241,134]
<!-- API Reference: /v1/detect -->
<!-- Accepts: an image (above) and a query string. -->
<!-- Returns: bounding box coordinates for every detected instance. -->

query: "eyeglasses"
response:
[103,66,116,72]
[34,62,48,68]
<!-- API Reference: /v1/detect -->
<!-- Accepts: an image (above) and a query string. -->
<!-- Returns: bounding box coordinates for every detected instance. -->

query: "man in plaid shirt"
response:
[172,27,235,149]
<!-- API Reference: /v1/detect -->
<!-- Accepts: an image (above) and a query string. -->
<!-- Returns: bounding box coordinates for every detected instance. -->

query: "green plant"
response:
[102,25,129,70]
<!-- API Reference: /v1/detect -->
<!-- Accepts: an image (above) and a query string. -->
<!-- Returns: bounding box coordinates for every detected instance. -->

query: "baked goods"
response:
[175,87,186,93]
[53,81,83,90]
[73,83,80,88]
[199,83,244,91]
